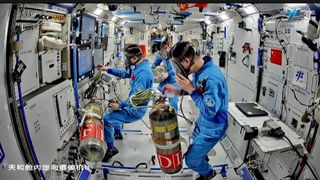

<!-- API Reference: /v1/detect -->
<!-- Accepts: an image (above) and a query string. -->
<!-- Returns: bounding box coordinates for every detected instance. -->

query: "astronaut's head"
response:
[124,44,142,67]
[169,41,201,77]
[158,38,170,57]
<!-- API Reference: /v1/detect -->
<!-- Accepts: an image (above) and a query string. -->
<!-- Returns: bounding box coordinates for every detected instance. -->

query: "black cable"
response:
[243,139,251,163]
[288,86,315,107]
[241,55,249,68]
[179,92,193,125]
[279,81,288,121]
[283,136,319,180]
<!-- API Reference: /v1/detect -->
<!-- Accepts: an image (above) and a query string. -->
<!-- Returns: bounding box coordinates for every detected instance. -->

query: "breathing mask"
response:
[124,45,143,71]
[168,42,200,78]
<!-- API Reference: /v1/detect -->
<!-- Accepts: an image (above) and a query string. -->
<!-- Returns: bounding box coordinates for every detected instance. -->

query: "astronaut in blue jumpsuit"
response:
[163,42,228,180]
[97,45,153,162]
[151,41,179,111]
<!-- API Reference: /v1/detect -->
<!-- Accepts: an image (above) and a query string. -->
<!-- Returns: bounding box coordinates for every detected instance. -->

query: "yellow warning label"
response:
[154,123,177,133]
[52,15,65,23]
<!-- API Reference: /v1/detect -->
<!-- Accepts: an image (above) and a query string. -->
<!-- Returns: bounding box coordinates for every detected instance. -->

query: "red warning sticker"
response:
[157,148,182,170]
[80,123,104,143]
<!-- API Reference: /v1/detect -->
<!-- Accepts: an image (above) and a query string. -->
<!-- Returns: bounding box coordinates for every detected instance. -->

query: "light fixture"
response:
[219,12,229,21]
[243,5,257,14]
[111,16,118,22]
[205,19,212,25]
[285,3,307,8]
[120,21,126,25]
[94,8,103,16]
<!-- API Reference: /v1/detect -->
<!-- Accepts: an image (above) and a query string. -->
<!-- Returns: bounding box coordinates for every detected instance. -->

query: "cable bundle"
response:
[129,88,157,106]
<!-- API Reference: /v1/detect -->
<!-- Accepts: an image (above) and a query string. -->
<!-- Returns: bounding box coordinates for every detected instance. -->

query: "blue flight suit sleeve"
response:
[190,78,225,119]
[119,70,150,108]
[107,68,131,78]
[151,53,164,70]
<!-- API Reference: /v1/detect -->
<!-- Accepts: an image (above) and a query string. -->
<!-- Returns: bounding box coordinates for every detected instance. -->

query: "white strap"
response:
[152,136,188,150]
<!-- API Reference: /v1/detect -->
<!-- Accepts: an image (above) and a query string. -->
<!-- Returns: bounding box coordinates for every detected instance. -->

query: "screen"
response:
[94,48,103,67]
[78,49,93,77]
[81,14,96,40]
[101,23,109,37]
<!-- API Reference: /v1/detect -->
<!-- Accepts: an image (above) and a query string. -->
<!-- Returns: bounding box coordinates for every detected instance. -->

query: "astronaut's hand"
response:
[110,103,120,111]
[161,72,169,80]
[96,64,107,71]
[176,74,195,94]
[162,84,181,95]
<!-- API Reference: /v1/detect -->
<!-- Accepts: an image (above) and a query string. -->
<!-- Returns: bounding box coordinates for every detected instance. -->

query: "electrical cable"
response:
[112,78,122,102]
[241,55,250,68]
[275,18,291,121]
[15,33,47,180]
[179,93,193,126]
[140,118,151,130]
[287,86,316,107]
[283,135,319,180]
[130,88,157,106]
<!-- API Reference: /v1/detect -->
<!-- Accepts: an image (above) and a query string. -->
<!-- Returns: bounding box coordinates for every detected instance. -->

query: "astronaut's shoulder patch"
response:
[135,84,144,92]
[205,96,215,107]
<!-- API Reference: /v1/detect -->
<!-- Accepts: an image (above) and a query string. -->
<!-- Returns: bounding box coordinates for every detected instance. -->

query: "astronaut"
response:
[151,39,179,111]
[97,44,153,162]
[163,41,228,180]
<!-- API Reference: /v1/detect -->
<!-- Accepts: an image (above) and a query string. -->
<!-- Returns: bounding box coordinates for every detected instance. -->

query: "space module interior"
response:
[0,3,320,180]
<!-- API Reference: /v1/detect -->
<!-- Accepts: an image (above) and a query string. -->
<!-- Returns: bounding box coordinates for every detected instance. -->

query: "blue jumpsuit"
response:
[184,56,228,176]
[103,60,153,148]
[151,53,179,111]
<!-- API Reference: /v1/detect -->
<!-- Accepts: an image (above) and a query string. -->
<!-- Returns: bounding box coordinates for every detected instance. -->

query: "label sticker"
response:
[80,123,104,143]
[291,67,307,89]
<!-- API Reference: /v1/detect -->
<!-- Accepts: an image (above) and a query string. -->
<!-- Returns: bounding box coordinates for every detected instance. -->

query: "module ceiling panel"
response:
[83,3,223,31]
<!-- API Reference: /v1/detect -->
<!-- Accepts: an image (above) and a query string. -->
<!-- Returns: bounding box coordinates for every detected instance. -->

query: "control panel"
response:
[40,50,62,84]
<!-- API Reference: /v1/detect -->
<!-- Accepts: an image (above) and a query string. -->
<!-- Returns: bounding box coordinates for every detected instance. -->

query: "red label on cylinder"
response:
[156,148,182,171]
[80,123,104,143]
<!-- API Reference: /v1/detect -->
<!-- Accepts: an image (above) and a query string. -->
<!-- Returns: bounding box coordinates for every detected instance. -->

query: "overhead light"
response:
[111,16,118,22]
[243,6,257,14]
[204,12,217,17]
[205,20,212,25]
[94,8,103,16]
[219,12,229,21]
[285,3,307,8]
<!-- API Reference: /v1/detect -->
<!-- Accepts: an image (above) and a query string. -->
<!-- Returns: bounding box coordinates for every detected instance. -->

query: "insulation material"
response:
[285,85,315,115]
[259,72,284,116]
[287,43,315,70]
[287,65,318,93]
[284,103,311,139]
[41,21,62,32]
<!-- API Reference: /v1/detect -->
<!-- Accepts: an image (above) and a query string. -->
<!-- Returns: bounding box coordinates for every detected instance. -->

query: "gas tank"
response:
[149,105,183,174]
[79,103,107,162]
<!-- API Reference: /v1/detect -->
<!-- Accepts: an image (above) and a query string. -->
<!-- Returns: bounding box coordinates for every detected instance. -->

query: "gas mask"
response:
[169,42,199,78]
[124,45,142,71]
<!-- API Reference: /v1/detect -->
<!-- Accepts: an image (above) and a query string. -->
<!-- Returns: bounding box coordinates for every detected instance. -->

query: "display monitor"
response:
[94,47,104,69]
[101,23,109,38]
[77,48,93,81]
[81,14,96,40]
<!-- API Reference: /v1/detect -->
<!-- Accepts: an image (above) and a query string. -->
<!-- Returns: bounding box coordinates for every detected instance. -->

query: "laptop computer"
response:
[235,103,268,117]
